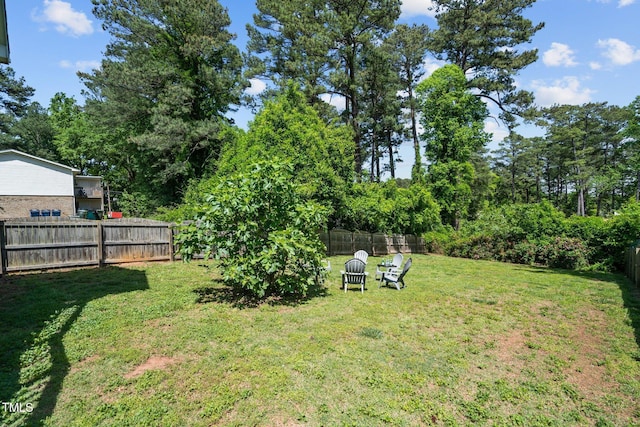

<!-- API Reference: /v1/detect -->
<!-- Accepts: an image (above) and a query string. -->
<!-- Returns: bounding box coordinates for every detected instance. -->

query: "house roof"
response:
[0,149,81,174]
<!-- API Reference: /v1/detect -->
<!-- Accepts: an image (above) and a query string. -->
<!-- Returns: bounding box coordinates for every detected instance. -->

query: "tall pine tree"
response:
[81,0,245,205]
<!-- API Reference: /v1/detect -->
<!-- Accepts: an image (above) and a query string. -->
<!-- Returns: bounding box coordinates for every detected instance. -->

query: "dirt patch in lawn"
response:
[124,356,179,379]
[493,308,617,403]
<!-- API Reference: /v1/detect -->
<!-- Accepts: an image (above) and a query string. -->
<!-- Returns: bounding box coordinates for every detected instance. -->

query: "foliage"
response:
[8,102,57,161]
[48,93,101,176]
[423,228,454,254]
[81,0,245,204]
[0,66,37,150]
[604,200,640,270]
[342,180,441,235]
[428,0,543,122]
[216,83,353,227]
[247,0,401,177]
[444,202,579,268]
[0,67,34,134]
[417,64,490,228]
[176,161,328,298]
[438,200,640,271]
[117,191,158,219]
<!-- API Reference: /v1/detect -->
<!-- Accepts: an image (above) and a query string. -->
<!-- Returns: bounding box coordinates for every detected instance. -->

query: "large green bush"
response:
[604,201,640,270]
[441,200,640,271]
[342,180,441,235]
[176,161,328,298]
[444,202,587,269]
[215,83,354,227]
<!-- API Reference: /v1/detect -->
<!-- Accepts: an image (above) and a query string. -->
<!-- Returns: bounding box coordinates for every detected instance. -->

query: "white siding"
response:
[0,153,75,196]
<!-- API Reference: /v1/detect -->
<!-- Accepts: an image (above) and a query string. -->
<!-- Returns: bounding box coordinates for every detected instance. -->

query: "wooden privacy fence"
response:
[0,218,174,274]
[0,220,426,275]
[320,229,427,256]
[626,241,640,287]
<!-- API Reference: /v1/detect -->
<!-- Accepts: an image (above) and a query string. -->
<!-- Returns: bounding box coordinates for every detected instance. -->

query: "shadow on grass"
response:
[522,265,640,355]
[0,266,148,426]
[193,279,329,309]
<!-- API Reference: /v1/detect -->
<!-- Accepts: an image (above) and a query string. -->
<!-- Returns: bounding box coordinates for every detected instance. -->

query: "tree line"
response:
[1,0,639,239]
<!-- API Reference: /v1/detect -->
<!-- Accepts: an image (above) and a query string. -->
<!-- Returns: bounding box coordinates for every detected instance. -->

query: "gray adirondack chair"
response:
[375,253,404,281]
[341,258,368,293]
[354,250,369,264]
[380,258,412,290]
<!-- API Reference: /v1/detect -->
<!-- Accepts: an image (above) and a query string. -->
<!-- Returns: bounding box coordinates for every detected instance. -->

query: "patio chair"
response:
[380,258,412,290]
[354,250,369,264]
[375,253,404,281]
[341,258,368,293]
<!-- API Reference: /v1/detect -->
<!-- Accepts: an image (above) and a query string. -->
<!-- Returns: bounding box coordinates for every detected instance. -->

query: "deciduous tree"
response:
[417,64,490,228]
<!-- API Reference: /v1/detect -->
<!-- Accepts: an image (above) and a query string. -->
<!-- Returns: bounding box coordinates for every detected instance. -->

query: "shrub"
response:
[343,181,442,235]
[604,200,640,270]
[501,201,567,241]
[423,229,453,254]
[176,161,328,298]
[537,237,589,270]
[565,215,610,268]
[449,202,593,270]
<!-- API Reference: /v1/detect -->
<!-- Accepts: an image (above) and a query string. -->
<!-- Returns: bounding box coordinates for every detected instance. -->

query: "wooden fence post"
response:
[632,246,640,286]
[97,221,104,267]
[169,224,175,262]
[0,221,6,276]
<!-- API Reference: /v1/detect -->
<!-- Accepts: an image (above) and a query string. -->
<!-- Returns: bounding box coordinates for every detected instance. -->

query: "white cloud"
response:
[594,0,636,6]
[485,119,508,144]
[531,76,595,107]
[400,0,437,18]
[543,43,578,67]
[59,59,100,72]
[245,78,266,95]
[589,61,602,70]
[34,0,94,37]
[320,93,346,111]
[596,38,640,66]
[422,57,446,80]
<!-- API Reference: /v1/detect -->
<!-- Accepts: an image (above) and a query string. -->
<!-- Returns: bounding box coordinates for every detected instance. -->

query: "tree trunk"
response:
[409,89,421,178]
[387,130,395,179]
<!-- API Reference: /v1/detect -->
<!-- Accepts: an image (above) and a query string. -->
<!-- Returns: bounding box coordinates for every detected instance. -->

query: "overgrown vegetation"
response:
[426,200,640,271]
[176,161,327,298]
[1,256,638,426]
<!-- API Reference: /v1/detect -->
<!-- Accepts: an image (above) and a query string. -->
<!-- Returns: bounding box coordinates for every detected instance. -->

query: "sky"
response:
[4,0,640,178]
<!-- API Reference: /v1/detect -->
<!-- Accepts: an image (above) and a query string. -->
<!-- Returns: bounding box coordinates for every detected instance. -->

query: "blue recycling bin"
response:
[30,209,40,217]
[41,209,51,217]
[52,209,61,217]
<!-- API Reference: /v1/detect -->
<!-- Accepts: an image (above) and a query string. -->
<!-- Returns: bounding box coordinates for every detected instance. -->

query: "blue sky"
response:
[4,0,640,178]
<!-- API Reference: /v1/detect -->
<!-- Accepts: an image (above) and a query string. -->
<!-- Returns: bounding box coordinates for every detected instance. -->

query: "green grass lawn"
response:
[1,254,639,426]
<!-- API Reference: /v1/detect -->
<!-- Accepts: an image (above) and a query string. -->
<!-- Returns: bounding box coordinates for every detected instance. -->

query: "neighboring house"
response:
[0,149,104,219]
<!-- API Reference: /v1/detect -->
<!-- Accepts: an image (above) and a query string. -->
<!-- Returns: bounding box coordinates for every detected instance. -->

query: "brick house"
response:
[0,149,104,219]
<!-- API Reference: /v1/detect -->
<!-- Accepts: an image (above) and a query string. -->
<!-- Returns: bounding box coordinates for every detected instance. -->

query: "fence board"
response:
[625,244,640,288]
[0,219,430,275]
[2,221,99,272]
[0,218,174,273]
[324,229,427,257]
